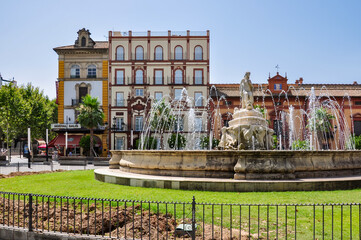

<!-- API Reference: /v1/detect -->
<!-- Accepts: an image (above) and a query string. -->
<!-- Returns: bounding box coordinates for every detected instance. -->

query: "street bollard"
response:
[17,162,20,172]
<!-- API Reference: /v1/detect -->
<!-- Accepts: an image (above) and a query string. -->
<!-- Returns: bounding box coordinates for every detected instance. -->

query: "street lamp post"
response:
[46,129,49,162]
[112,116,116,150]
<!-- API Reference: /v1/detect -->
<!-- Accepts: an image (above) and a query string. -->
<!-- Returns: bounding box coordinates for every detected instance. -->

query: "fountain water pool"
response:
[95,72,361,192]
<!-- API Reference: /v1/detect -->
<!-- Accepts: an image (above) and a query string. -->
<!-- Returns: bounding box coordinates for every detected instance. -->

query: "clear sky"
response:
[1,0,360,99]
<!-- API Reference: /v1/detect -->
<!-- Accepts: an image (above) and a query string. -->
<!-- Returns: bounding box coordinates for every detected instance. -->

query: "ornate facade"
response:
[53,29,109,156]
[108,30,210,150]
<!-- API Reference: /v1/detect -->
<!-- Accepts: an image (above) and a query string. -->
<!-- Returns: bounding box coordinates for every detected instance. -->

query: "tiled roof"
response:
[210,83,361,98]
[53,41,108,50]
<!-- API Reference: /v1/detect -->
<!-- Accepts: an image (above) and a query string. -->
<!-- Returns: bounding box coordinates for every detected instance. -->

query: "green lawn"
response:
[0,170,361,204]
[1,170,361,239]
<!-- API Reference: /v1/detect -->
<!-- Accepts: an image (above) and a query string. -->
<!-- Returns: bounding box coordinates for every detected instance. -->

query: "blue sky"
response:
[1,0,360,99]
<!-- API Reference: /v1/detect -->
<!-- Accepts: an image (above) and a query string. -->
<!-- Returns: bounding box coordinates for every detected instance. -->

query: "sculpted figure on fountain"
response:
[219,72,274,150]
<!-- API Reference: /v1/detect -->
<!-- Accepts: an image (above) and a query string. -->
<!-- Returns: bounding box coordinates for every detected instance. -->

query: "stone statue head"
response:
[244,72,250,79]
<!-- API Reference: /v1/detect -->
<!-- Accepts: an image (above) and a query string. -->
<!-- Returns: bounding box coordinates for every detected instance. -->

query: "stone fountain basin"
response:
[110,150,361,180]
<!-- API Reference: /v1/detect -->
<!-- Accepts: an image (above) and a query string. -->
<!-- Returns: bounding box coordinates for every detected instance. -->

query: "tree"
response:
[77,95,104,157]
[307,107,335,149]
[200,136,220,150]
[149,99,175,149]
[168,133,186,150]
[19,84,57,140]
[79,135,96,156]
[0,83,29,157]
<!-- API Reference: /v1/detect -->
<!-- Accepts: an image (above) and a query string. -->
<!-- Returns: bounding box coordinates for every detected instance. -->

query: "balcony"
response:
[87,75,96,79]
[71,99,82,106]
[111,30,209,37]
[70,75,80,79]
[111,124,127,132]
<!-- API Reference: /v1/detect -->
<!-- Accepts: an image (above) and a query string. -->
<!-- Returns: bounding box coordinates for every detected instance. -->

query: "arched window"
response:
[87,64,97,78]
[194,46,203,60]
[135,46,144,60]
[174,69,183,84]
[175,46,183,60]
[70,65,80,78]
[81,37,86,47]
[135,69,144,84]
[154,46,163,60]
[116,46,124,60]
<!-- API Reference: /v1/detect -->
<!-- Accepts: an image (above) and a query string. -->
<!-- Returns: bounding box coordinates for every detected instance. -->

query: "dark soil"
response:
[0,169,65,179]
[0,196,256,239]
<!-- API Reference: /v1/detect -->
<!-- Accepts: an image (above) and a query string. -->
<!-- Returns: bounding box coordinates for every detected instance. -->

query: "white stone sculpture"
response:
[218,72,274,150]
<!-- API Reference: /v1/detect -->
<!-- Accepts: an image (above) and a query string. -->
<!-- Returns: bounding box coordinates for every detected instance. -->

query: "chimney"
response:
[353,81,358,85]
[299,77,303,84]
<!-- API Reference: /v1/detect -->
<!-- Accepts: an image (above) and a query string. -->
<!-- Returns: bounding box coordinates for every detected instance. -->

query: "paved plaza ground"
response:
[0,155,104,175]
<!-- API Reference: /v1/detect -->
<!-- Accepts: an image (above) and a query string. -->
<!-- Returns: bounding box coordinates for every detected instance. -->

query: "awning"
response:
[38,144,47,149]
[48,134,83,148]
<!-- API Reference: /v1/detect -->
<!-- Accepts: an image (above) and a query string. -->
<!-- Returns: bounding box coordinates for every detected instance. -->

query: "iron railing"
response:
[1,191,360,239]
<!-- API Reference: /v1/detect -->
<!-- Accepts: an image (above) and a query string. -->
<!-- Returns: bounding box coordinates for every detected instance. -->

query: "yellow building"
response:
[53,29,109,156]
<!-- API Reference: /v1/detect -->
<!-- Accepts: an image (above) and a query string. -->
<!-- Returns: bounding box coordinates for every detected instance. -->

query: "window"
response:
[354,121,361,136]
[115,70,124,85]
[135,46,144,60]
[223,120,230,127]
[175,46,183,60]
[274,84,282,90]
[194,70,203,85]
[155,92,163,101]
[174,69,183,84]
[174,117,184,131]
[174,89,183,100]
[135,116,143,131]
[115,117,125,130]
[87,65,96,78]
[79,87,87,102]
[194,46,203,60]
[116,46,124,60]
[115,92,124,106]
[155,46,163,60]
[355,101,361,106]
[81,37,86,47]
[154,70,163,84]
[115,137,124,150]
[194,92,203,107]
[135,69,143,84]
[70,65,80,78]
[135,89,144,96]
[195,117,202,132]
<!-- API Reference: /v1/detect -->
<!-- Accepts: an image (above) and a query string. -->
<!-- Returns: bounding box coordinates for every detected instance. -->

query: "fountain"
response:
[95,72,361,192]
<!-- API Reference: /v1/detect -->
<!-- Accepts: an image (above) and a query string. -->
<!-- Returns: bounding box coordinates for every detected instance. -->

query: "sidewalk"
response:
[0,155,105,175]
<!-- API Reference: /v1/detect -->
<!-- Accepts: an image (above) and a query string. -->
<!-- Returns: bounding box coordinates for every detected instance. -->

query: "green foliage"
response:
[150,99,175,132]
[79,135,96,152]
[292,139,310,150]
[0,83,57,147]
[77,95,104,157]
[307,107,335,133]
[167,133,186,149]
[272,135,278,149]
[135,136,158,150]
[254,104,266,118]
[354,136,361,150]
[77,95,104,130]
[200,136,220,149]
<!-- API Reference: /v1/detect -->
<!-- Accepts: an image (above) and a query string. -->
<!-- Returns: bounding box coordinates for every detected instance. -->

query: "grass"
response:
[1,170,361,204]
[1,170,361,239]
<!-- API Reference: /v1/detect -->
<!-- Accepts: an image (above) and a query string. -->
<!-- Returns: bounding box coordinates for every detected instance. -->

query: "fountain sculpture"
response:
[95,72,361,192]
[219,72,274,150]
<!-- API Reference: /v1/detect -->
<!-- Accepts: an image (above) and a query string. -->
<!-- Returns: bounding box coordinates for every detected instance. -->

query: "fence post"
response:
[191,196,196,240]
[28,194,33,231]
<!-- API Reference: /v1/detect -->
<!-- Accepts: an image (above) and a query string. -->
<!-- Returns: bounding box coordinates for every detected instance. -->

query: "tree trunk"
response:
[90,129,94,158]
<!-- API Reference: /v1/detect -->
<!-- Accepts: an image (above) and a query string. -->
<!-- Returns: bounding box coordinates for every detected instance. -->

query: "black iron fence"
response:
[0,191,361,239]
